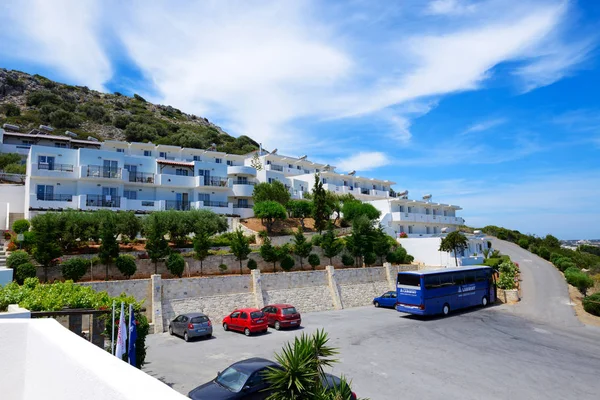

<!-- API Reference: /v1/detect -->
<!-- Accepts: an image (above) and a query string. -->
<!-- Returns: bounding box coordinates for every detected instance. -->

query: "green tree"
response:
[250,153,263,171]
[372,227,392,265]
[12,219,30,234]
[0,153,21,170]
[193,231,211,276]
[292,228,312,269]
[116,212,141,241]
[342,200,381,222]
[188,209,228,237]
[144,213,171,274]
[439,231,469,267]
[543,234,561,249]
[61,258,89,282]
[166,253,185,278]
[252,180,290,205]
[230,228,251,275]
[7,250,30,270]
[3,163,25,174]
[320,223,342,265]
[312,174,329,234]
[364,252,377,267]
[345,215,375,267]
[518,238,529,249]
[98,212,119,280]
[253,201,287,233]
[31,213,63,281]
[287,200,313,229]
[280,254,295,272]
[308,254,320,270]
[14,263,37,284]
[3,103,21,117]
[260,236,278,272]
[341,253,355,267]
[565,270,594,297]
[247,258,258,271]
[116,255,137,279]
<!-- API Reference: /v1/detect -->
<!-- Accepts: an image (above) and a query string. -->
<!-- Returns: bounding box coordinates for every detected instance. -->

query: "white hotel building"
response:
[0,127,464,236]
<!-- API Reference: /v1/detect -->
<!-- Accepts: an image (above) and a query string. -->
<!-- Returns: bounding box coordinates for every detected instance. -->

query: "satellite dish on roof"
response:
[271,148,278,154]
[348,170,356,176]
[298,155,307,160]
[423,194,432,201]
[397,190,408,197]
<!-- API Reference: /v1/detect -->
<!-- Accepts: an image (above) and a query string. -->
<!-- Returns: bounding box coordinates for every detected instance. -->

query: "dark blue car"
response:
[373,291,397,308]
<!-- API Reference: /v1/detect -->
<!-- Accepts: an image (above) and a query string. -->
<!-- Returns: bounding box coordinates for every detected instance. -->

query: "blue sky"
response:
[1,0,599,239]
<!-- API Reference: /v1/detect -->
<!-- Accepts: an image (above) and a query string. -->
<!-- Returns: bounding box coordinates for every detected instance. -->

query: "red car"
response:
[261,304,302,330]
[222,308,268,336]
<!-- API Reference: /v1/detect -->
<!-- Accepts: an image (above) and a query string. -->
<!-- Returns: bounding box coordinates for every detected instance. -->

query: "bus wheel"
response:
[442,304,450,316]
[482,296,488,307]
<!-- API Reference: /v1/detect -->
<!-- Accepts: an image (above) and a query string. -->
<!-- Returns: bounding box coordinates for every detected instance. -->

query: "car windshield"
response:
[282,307,297,315]
[250,311,264,319]
[215,367,250,392]
[191,316,208,324]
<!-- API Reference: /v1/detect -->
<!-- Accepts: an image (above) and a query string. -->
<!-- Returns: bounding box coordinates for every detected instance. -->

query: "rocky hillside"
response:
[0,69,259,154]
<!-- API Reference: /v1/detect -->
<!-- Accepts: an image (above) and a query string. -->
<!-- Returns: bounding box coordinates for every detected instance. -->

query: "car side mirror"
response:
[242,385,250,392]
[216,371,221,377]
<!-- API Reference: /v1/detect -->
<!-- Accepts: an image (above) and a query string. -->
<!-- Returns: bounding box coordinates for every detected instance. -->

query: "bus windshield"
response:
[397,274,421,287]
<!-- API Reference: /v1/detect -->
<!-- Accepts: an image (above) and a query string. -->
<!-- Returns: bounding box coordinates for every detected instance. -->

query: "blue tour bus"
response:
[396,266,495,316]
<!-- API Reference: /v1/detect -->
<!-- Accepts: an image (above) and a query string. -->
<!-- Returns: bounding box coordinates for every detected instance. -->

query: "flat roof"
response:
[399,266,492,275]
[4,131,101,145]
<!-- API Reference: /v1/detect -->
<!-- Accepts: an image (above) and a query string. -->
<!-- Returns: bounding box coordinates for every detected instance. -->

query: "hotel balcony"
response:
[231,180,256,197]
[164,200,191,211]
[227,165,256,176]
[265,164,284,172]
[85,194,121,209]
[31,162,77,179]
[192,200,233,215]
[80,165,122,180]
[121,199,161,212]
[201,177,229,189]
[155,174,198,187]
[126,171,155,184]
[370,189,390,198]
[232,204,254,218]
[29,193,75,210]
[391,212,464,225]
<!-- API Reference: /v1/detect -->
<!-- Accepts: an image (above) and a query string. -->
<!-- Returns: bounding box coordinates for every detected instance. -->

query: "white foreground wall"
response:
[0,184,25,228]
[0,319,187,400]
[399,236,490,268]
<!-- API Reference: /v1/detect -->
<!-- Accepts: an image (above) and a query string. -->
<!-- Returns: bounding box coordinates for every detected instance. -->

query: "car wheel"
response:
[442,304,450,316]
[263,329,268,334]
[168,326,173,336]
[482,296,488,307]
[184,331,189,342]
[374,301,380,308]
[223,323,228,331]
[274,321,281,330]
[244,328,251,336]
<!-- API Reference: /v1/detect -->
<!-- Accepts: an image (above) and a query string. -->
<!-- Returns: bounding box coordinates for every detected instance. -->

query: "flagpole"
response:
[128,304,133,361]
[111,300,115,355]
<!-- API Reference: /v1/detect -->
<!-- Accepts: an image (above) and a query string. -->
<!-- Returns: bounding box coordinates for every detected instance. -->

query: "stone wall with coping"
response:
[164,293,256,325]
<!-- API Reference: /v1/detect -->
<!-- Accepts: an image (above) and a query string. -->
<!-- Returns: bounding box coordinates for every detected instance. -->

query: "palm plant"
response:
[264,329,365,400]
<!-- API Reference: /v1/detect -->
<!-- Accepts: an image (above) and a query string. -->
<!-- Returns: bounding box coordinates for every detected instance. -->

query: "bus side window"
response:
[439,274,453,287]
[424,275,440,289]
[475,270,487,282]
[464,271,476,284]
[453,273,465,285]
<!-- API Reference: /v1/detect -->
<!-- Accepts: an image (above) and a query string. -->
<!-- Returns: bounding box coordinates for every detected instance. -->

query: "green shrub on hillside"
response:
[115,255,137,279]
[518,238,529,249]
[166,253,185,277]
[61,258,89,282]
[341,253,354,267]
[565,269,594,297]
[582,292,600,316]
[14,263,37,284]
[538,247,551,260]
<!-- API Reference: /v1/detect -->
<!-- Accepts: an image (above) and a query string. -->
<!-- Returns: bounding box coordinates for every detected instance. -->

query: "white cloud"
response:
[0,0,111,90]
[426,0,476,16]
[335,151,390,172]
[461,118,507,135]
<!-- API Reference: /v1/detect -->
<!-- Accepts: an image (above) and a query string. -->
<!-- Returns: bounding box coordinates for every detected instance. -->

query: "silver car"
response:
[168,312,213,342]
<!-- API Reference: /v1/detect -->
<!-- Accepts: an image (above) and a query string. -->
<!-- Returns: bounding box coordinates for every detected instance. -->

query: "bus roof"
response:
[398,266,492,276]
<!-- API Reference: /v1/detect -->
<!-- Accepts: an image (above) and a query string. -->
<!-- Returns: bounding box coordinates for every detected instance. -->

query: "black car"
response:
[188,358,277,400]
[188,358,357,400]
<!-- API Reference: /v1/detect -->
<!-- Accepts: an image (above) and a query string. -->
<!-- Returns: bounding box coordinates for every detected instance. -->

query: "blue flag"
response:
[128,304,137,367]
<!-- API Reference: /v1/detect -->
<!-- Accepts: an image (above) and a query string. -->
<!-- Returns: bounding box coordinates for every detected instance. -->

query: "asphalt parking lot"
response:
[144,304,600,400]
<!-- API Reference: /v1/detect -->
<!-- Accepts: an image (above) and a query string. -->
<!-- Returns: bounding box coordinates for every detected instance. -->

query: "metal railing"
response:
[204,201,229,208]
[86,195,121,208]
[231,180,256,185]
[128,171,155,183]
[165,200,190,211]
[86,165,122,179]
[360,188,370,195]
[207,177,228,187]
[234,204,253,209]
[269,164,284,172]
[37,162,74,172]
[36,194,73,202]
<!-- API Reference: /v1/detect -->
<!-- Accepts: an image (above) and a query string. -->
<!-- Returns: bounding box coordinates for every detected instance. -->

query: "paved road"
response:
[491,239,583,328]
[145,305,600,400]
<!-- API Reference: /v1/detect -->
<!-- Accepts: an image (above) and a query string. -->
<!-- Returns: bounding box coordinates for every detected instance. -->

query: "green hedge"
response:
[582,293,600,316]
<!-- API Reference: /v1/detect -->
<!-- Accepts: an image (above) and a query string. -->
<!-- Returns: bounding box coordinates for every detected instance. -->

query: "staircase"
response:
[0,249,7,268]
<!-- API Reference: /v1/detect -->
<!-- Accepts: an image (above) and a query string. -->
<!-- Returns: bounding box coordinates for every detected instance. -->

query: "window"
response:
[237,198,248,208]
[322,178,327,184]
[230,312,240,318]
[144,150,152,157]
[36,185,54,200]
[399,206,404,212]
[250,311,264,319]
[297,165,301,170]
[159,152,167,158]
[54,142,67,148]
[316,169,320,173]
[397,274,421,287]
[288,164,293,168]
[439,274,454,287]
[191,316,208,324]
[476,270,489,282]
[464,271,476,284]
[215,367,250,393]
[22,140,34,146]
[424,275,440,289]
[117,148,125,153]
[240,312,248,319]
[198,193,210,202]
[246,371,265,388]
[268,178,273,183]
[193,155,201,161]
[453,273,465,285]
[281,307,297,315]
[175,168,189,176]
[215,158,222,164]
[123,190,137,200]
[227,160,233,166]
